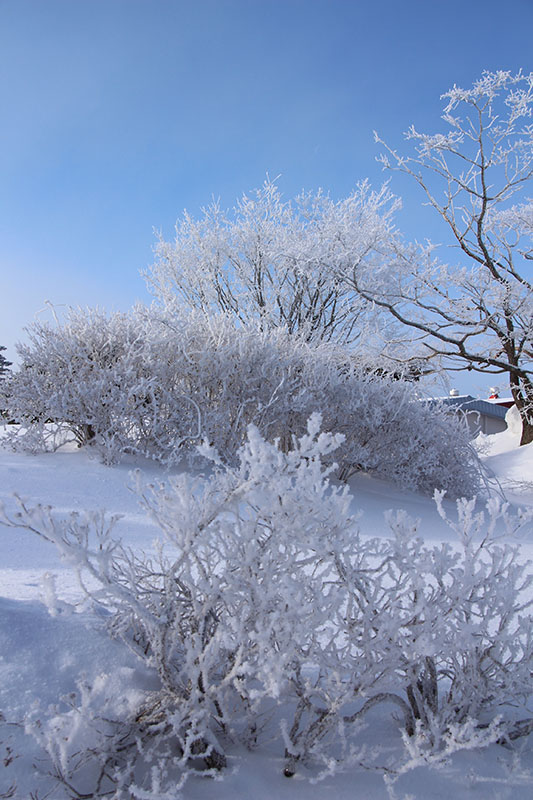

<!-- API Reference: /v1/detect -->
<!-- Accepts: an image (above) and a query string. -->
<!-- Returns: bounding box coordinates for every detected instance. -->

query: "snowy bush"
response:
[0,307,195,465]
[0,308,154,462]
[147,310,481,496]
[2,422,532,798]
[2,307,481,495]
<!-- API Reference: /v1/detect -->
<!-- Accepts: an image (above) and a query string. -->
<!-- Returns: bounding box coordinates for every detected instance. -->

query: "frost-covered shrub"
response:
[146,310,480,496]
[0,308,154,462]
[2,307,480,495]
[2,422,531,797]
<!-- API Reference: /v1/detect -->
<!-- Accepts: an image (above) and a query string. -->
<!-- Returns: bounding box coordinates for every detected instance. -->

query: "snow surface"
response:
[1,425,533,799]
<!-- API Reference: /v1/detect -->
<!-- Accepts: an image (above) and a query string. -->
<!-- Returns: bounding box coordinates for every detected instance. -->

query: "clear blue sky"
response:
[1,0,531,395]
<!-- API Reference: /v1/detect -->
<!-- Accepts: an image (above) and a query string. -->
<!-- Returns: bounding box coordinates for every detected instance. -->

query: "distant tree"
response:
[351,70,533,444]
[0,346,11,379]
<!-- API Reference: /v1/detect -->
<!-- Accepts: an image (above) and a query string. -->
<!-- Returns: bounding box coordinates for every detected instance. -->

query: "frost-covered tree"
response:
[147,179,425,372]
[354,70,533,444]
[0,346,11,420]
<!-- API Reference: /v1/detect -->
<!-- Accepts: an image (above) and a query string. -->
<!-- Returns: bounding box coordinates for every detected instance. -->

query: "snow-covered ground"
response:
[1,420,533,799]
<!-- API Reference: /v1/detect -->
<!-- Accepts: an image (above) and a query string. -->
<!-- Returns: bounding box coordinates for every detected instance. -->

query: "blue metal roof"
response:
[425,395,508,420]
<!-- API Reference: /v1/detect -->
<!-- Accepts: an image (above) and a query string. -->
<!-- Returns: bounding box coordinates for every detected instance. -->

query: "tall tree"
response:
[352,71,533,443]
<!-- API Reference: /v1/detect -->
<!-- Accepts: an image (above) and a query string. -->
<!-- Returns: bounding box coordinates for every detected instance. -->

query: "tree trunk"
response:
[520,416,533,446]
[510,377,533,446]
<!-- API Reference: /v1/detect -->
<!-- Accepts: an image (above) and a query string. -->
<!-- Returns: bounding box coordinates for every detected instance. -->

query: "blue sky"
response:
[1,0,531,395]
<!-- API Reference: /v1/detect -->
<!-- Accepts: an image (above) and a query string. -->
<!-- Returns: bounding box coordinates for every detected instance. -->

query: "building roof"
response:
[425,395,509,420]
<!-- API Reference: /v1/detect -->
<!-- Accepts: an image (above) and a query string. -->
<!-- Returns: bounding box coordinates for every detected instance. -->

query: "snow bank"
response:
[0,433,532,799]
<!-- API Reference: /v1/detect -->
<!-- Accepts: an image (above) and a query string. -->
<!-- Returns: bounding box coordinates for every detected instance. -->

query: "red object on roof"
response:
[487,397,515,409]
